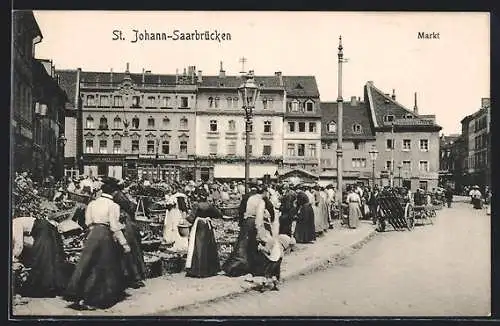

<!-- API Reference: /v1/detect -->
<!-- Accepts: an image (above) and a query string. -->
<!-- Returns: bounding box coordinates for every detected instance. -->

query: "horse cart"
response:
[376,194,415,232]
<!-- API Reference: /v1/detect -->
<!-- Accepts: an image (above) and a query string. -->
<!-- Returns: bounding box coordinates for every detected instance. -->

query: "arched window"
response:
[113,116,122,129]
[147,117,155,128]
[131,116,140,129]
[327,121,337,133]
[352,123,362,134]
[85,116,94,129]
[180,117,188,129]
[228,120,236,131]
[214,97,220,108]
[162,117,170,129]
[99,116,108,130]
[161,140,170,154]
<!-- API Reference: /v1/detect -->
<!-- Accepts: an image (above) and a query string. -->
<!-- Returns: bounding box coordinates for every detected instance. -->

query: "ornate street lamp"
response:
[369,145,379,187]
[237,71,260,194]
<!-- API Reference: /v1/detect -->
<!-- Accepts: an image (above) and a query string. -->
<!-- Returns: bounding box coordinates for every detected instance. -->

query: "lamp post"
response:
[155,138,160,181]
[58,134,67,181]
[369,145,378,187]
[238,71,260,195]
[336,36,345,215]
[398,164,402,187]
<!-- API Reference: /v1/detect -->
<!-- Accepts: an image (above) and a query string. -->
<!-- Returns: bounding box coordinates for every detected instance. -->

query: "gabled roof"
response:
[365,81,442,131]
[56,70,78,107]
[283,76,320,97]
[320,101,375,139]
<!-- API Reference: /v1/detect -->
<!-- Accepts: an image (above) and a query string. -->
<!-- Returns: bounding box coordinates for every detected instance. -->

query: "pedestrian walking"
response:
[293,191,316,243]
[445,186,453,208]
[346,186,362,229]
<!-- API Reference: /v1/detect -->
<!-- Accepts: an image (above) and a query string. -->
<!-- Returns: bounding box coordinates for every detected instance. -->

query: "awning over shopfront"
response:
[213,163,277,179]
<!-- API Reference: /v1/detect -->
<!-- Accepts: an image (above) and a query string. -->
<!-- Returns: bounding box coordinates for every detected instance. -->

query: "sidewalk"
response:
[12,221,376,317]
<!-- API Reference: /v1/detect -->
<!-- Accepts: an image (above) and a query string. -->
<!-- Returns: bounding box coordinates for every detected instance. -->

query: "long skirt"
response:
[313,205,328,233]
[295,206,316,243]
[186,218,221,278]
[473,198,483,209]
[19,219,68,298]
[223,217,257,277]
[121,219,146,285]
[64,225,126,309]
[278,214,293,236]
[348,202,362,229]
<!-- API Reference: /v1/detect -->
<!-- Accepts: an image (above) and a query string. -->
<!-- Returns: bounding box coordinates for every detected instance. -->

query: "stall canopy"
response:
[213,163,277,179]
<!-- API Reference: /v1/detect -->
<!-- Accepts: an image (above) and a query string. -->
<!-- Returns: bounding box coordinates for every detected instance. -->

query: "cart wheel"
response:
[404,203,415,231]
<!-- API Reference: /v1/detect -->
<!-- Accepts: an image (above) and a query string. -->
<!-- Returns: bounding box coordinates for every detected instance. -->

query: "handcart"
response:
[412,204,435,226]
[376,194,415,232]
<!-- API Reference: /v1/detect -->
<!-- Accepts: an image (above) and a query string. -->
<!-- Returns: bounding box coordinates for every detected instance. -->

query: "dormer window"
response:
[291,99,299,112]
[295,83,304,89]
[352,123,362,134]
[305,101,314,112]
[405,114,413,119]
[383,115,395,123]
[327,121,337,133]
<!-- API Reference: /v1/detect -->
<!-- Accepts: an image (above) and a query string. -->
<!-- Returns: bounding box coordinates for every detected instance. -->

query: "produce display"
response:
[13,173,53,219]
[212,219,240,262]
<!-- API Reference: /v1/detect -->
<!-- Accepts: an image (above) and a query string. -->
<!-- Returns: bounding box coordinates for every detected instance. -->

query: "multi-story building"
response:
[57,64,198,182]
[319,96,376,186]
[460,98,491,188]
[32,59,68,181]
[282,75,322,174]
[366,82,442,191]
[12,11,42,175]
[438,134,460,188]
[195,66,285,181]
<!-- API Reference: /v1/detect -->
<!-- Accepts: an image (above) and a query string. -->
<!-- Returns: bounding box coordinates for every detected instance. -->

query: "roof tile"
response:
[320,101,375,138]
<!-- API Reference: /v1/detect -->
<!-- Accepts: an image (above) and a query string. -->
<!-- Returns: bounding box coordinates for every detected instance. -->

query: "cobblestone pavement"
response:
[162,202,490,317]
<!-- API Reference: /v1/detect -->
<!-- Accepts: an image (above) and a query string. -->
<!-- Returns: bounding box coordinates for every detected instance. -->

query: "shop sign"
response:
[85,155,123,163]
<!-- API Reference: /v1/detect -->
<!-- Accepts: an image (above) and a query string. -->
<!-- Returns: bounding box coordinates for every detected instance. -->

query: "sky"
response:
[31,11,490,135]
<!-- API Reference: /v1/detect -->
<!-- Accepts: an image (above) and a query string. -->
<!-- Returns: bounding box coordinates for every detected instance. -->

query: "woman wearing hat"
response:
[293,191,316,243]
[185,192,222,278]
[346,186,362,229]
[163,195,188,251]
[64,180,129,310]
[470,186,483,209]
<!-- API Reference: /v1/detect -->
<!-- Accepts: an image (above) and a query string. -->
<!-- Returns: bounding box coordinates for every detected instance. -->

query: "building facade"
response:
[320,96,377,186]
[460,98,491,188]
[366,82,442,191]
[282,75,322,174]
[438,134,460,188]
[195,66,285,181]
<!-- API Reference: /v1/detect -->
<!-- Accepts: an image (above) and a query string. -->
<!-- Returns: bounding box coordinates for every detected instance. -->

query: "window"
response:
[419,160,429,172]
[162,117,170,129]
[85,116,94,129]
[132,96,141,107]
[298,122,306,132]
[180,117,188,129]
[162,96,171,107]
[86,95,95,106]
[262,145,272,156]
[227,141,236,155]
[298,144,305,156]
[228,120,236,131]
[113,96,123,107]
[352,123,362,133]
[287,143,296,156]
[328,121,337,133]
[214,97,220,108]
[99,117,108,130]
[161,141,170,154]
[131,140,140,154]
[208,97,214,108]
[210,120,218,132]
[131,117,140,129]
[113,117,121,129]
[99,140,107,154]
[402,160,411,171]
[147,96,156,107]
[99,95,109,107]
[180,141,188,153]
[419,181,428,192]
[352,158,367,168]
[291,100,299,112]
[420,139,429,151]
[405,114,413,119]
[386,139,394,150]
[309,122,317,133]
[308,144,317,157]
[268,99,273,109]
[383,115,395,123]
[262,99,268,109]
[147,117,155,128]
[209,142,218,155]
[233,97,239,108]
[386,160,393,171]
[264,121,272,133]
[226,98,233,108]
[288,122,295,133]
[147,140,155,154]
[180,97,188,108]
[85,139,93,153]
[113,140,121,154]
[403,139,411,151]
[306,102,314,112]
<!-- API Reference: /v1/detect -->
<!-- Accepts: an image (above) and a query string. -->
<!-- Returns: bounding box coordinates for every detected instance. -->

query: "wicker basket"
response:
[161,256,185,274]
[221,205,239,218]
[67,192,91,204]
[145,257,162,278]
[141,239,162,252]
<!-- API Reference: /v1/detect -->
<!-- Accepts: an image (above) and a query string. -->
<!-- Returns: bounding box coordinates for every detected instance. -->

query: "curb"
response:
[154,228,378,315]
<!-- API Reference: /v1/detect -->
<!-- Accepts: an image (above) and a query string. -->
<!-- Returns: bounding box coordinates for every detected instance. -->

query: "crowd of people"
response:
[12,172,491,310]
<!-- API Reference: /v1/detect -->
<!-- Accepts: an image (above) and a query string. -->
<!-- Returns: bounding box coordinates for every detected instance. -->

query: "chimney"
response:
[142,68,145,84]
[391,89,396,100]
[197,70,203,83]
[110,68,113,83]
[175,68,179,84]
[351,96,358,106]
[126,62,130,73]
[219,61,226,78]
[413,92,419,114]
[275,71,283,86]
[384,94,390,103]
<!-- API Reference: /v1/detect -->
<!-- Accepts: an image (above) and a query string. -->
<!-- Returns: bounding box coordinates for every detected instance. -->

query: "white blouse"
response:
[12,216,36,259]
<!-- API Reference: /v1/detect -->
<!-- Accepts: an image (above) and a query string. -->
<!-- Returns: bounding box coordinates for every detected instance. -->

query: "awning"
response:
[213,163,277,179]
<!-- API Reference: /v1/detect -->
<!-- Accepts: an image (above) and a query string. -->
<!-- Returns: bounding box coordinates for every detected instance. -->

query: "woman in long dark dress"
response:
[12,216,68,298]
[185,193,222,278]
[113,187,146,289]
[64,181,129,310]
[293,191,316,243]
